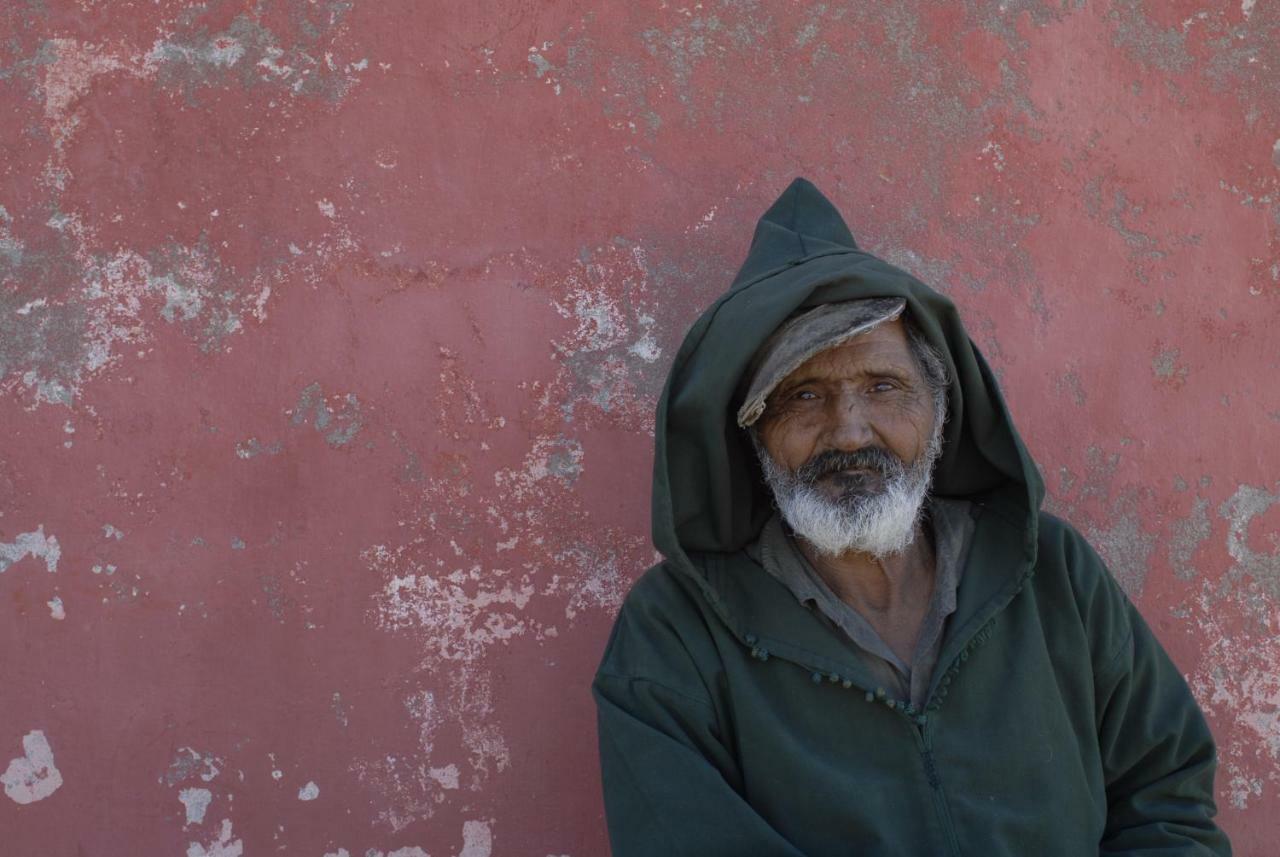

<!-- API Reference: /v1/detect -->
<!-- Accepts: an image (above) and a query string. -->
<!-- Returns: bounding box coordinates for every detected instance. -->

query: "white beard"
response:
[753,416,944,560]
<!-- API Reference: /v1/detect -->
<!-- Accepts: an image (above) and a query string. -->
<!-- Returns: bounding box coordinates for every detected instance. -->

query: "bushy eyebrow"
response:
[777,363,918,393]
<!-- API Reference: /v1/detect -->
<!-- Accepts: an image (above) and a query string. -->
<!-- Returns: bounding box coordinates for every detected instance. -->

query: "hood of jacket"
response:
[652,178,1045,583]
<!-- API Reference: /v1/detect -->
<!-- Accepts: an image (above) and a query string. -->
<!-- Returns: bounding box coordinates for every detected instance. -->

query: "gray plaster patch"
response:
[527,50,553,78]
[458,819,493,857]
[291,382,364,447]
[638,9,769,110]
[1219,483,1280,598]
[0,525,61,573]
[1066,445,1123,508]
[235,437,282,459]
[257,573,295,622]
[558,542,627,620]
[145,10,360,104]
[1151,347,1188,382]
[794,3,827,47]
[2,730,63,804]
[602,57,662,134]
[1055,369,1086,406]
[391,430,425,483]
[179,787,212,825]
[146,242,250,354]
[1109,190,1166,258]
[1106,0,1192,74]
[331,692,350,728]
[164,747,222,787]
[186,818,243,857]
[544,438,584,483]
[1170,496,1211,580]
[552,242,670,420]
[879,247,956,293]
[0,206,23,270]
[2,229,269,406]
[1205,17,1280,107]
[1087,505,1155,597]
[0,279,86,406]
[963,0,1075,42]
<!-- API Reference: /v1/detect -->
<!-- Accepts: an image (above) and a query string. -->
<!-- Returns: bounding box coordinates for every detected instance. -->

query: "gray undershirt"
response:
[747,498,975,710]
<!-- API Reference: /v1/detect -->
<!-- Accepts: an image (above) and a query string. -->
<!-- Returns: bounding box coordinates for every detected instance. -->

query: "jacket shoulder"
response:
[595,559,727,704]
[1035,509,1089,558]
[1036,510,1128,598]
[1034,510,1136,669]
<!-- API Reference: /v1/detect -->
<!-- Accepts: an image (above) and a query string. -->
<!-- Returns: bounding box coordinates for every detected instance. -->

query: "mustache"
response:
[795,447,904,486]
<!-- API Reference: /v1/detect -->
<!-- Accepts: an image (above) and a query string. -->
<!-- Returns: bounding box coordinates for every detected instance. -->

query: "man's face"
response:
[757,318,937,494]
[753,318,944,557]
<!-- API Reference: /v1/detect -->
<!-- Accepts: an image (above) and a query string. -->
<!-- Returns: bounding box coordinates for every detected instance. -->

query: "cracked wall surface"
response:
[1,0,1277,853]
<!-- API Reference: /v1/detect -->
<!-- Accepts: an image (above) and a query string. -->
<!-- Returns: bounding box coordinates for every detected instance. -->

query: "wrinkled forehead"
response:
[736,297,906,429]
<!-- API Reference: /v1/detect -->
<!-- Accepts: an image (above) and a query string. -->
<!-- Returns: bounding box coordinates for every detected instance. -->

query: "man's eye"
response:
[792,390,818,401]
[870,381,897,393]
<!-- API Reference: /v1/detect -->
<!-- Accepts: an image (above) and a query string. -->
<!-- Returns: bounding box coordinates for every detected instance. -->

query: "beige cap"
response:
[736,297,907,428]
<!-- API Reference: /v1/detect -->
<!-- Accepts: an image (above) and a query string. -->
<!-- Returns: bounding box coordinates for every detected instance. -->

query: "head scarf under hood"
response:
[652,178,1045,576]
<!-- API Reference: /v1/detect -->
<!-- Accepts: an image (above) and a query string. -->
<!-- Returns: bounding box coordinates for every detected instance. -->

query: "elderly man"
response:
[592,178,1230,856]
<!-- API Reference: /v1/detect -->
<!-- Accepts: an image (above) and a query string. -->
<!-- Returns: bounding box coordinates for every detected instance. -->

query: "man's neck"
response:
[796,524,936,618]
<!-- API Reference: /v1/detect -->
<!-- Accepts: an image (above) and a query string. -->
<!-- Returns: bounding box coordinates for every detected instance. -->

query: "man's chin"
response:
[818,475,883,505]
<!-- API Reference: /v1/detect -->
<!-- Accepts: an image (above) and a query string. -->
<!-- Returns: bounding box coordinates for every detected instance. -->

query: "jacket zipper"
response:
[910,716,963,857]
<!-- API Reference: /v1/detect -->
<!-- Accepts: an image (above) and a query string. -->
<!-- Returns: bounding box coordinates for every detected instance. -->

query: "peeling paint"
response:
[298,780,320,801]
[1106,0,1192,74]
[332,691,350,728]
[550,243,666,421]
[39,38,139,137]
[458,820,494,857]
[186,819,243,857]
[1189,577,1280,810]
[1,225,282,405]
[179,787,212,826]
[235,437,283,459]
[164,747,222,787]
[2,730,63,805]
[1220,484,1280,596]
[1151,347,1188,383]
[1170,497,1212,581]
[0,525,61,573]
[291,382,364,447]
[378,565,534,660]
[428,764,459,790]
[146,9,363,103]
[1092,504,1157,598]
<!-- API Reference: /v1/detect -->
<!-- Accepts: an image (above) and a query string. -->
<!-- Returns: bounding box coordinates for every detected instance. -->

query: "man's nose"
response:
[826,392,875,450]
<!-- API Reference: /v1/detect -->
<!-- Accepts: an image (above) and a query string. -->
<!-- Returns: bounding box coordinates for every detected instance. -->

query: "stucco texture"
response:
[1,1,1277,854]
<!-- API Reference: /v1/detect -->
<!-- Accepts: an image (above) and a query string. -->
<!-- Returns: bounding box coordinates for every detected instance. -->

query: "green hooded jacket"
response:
[592,178,1231,856]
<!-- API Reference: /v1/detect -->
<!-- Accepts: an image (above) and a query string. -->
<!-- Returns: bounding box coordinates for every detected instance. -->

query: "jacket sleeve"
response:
[1065,528,1232,855]
[594,674,807,857]
[593,578,806,857]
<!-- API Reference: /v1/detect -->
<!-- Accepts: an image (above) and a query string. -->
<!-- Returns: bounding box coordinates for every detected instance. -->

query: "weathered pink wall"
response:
[1,1,1277,853]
